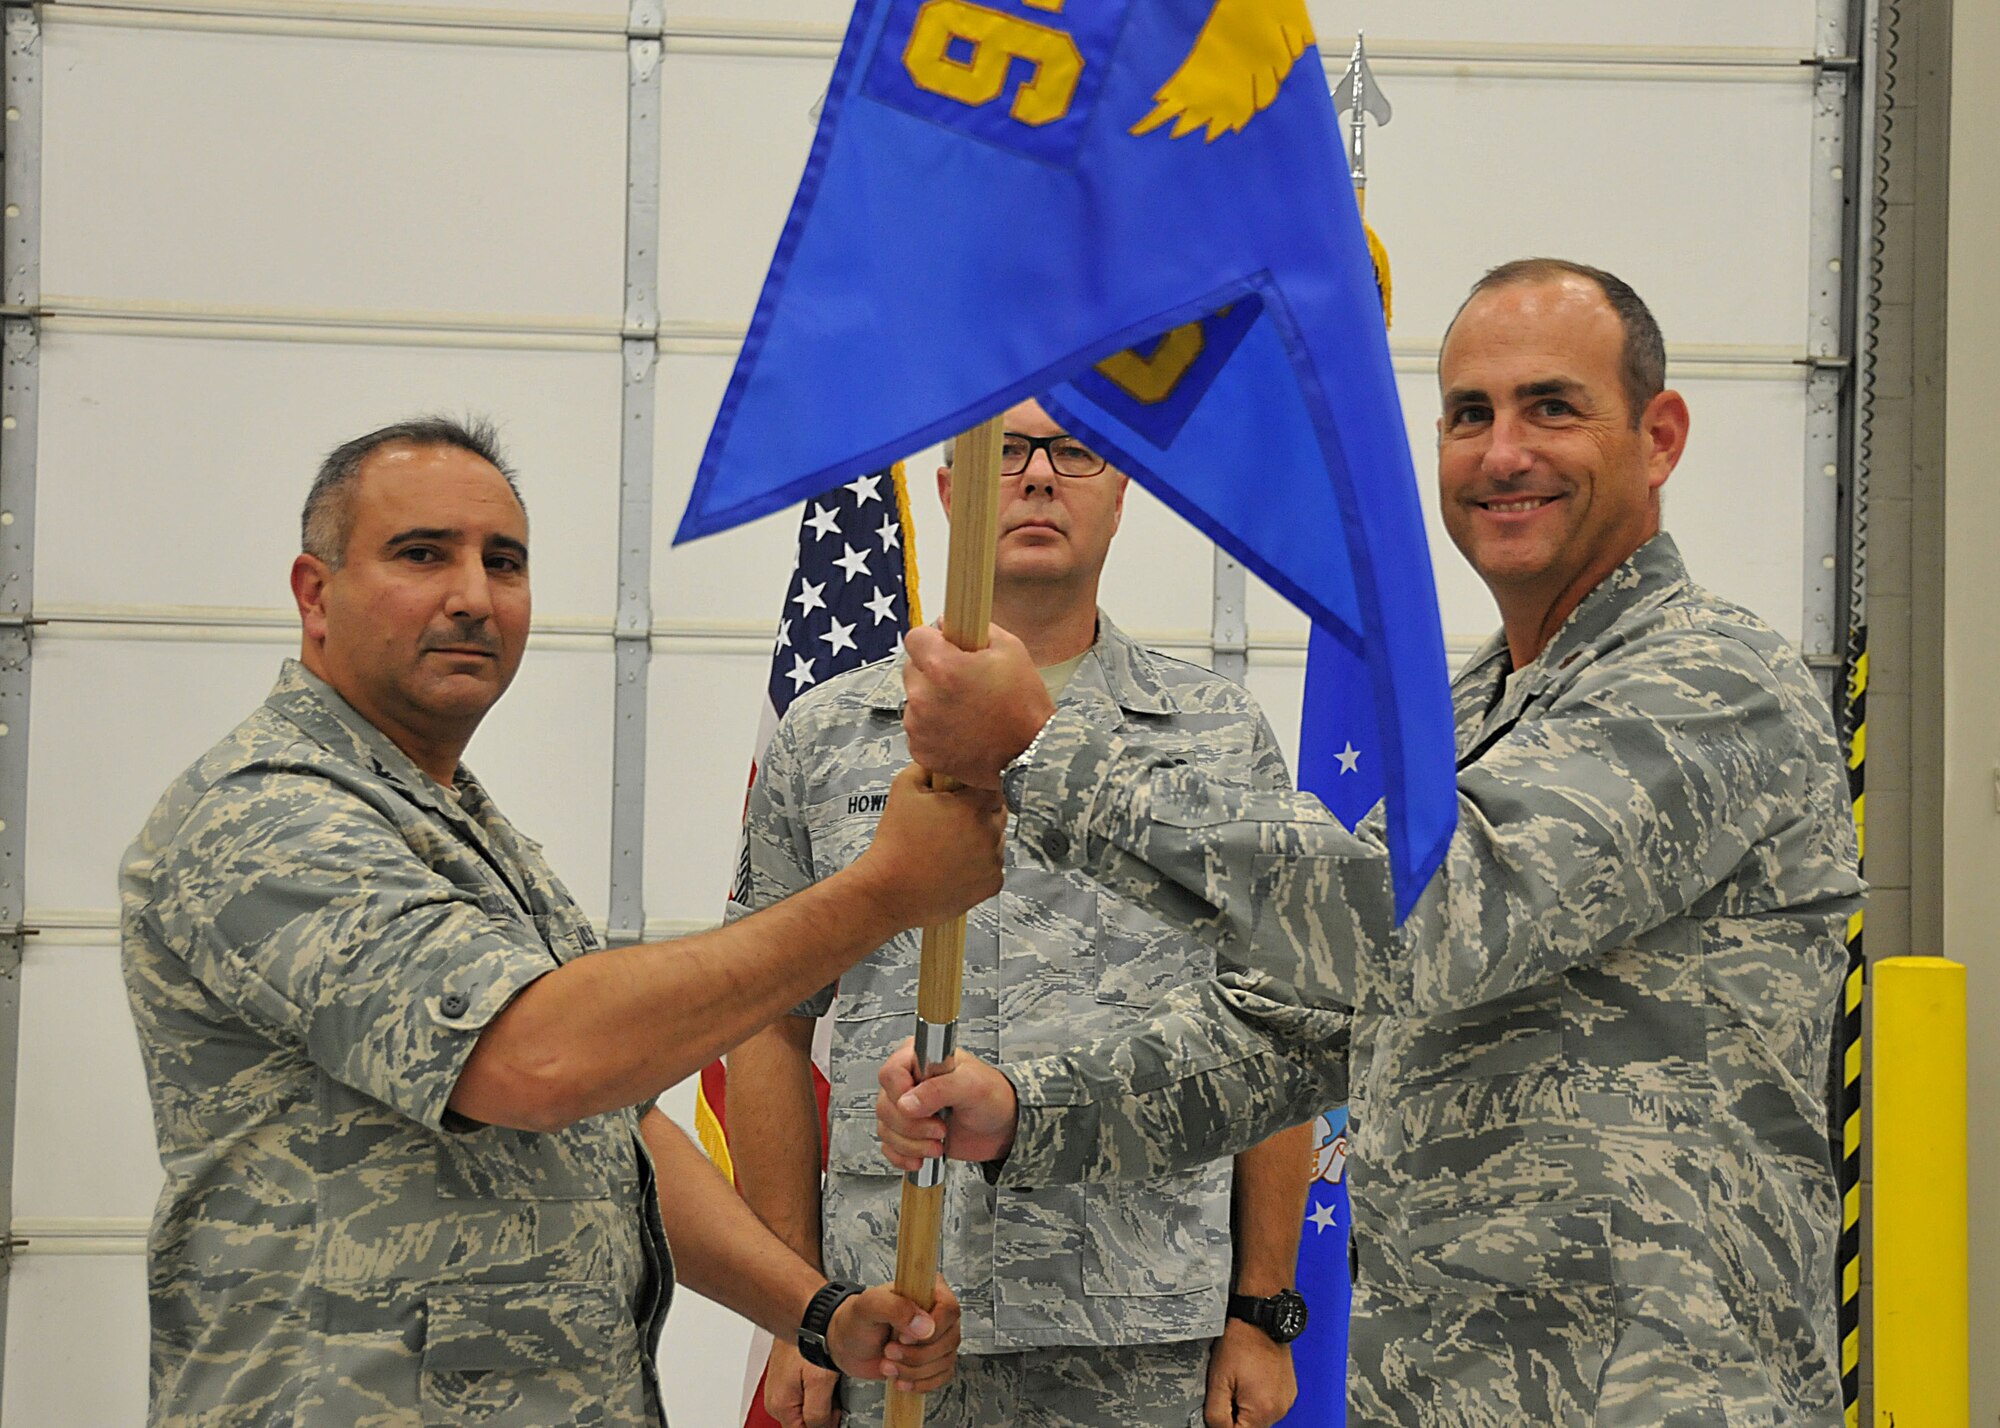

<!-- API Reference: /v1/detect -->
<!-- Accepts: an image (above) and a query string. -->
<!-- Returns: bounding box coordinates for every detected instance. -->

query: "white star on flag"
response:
[820,616,858,656]
[804,503,840,541]
[785,653,817,692]
[846,472,883,506]
[775,617,792,650]
[864,587,898,625]
[1308,1200,1338,1234]
[833,544,872,582]
[792,579,827,616]
[876,514,902,551]
[1335,742,1361,774]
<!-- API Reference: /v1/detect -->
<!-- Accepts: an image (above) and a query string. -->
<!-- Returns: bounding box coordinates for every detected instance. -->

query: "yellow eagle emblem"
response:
[1131,0,1316,142]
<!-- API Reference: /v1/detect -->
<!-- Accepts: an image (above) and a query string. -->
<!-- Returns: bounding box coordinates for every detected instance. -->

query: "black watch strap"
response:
[1226,1287,1309,1344]
[797,1280,866,1371]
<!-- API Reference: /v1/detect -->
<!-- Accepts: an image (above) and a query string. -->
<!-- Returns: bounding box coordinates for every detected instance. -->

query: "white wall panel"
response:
[657,1278,761,1427]
[392,0,625,21]
[1,1254,150,1428]
[1354,75,1814,348]
[41,23,627,318]
[28,639,283,916]
[1319,2,1815,51]
[465,647,616,919]
[25,637,610,920]
[1094,481,1218,643]
[659,50,831,329]
[35,332,623,622]
[13,944,161,1224]
[666,3,1817,52]
[1659,379,1812,644]
[654,351,811,625]
[1247,372,1810,648]
[645,647,769,925]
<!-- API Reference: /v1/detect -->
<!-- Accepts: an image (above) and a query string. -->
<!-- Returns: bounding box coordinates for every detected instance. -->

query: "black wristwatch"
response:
[1226,1287,1308,1344]
[797,1279,866,1371]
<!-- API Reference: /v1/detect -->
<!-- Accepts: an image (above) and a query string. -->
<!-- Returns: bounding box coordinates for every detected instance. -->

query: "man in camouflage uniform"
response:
[121,417,995,1426]
[729,399,1324,1428]
[878,264,1866,1426]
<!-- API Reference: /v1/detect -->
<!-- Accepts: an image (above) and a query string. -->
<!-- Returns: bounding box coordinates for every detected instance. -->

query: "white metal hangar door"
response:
[0,0,1864,1424]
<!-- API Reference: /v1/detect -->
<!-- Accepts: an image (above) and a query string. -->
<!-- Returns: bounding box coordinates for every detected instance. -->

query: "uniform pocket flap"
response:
[422,1282,628,1373]
[1401,1200,1613,1294]
[825,1105,900,1178]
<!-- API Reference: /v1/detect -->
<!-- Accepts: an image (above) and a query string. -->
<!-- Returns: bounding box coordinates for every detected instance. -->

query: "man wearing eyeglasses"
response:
[727,398,1327,1428]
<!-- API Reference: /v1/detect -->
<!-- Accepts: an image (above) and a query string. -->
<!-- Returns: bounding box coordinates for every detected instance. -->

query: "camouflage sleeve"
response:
[143,768,559,1131]
[997,972,1345,1187]
[1245,703,1294,795]
[727,712,834,1019]
[1007,626,1809,1020]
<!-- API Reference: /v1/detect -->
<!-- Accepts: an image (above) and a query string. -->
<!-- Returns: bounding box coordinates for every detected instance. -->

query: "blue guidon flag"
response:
[676,0,1455,913]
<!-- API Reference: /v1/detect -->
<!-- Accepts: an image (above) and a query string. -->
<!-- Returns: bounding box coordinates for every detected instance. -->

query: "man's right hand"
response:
[851,764,1006,929]
[763,1339,844,1428]
[876,1039,1020,1170]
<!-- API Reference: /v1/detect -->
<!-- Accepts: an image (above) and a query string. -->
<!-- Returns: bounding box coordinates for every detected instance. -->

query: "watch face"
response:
[1273,1291,1309,1343]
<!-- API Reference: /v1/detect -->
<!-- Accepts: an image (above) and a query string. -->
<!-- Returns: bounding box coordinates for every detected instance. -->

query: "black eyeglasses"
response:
[1000,432,1108,478]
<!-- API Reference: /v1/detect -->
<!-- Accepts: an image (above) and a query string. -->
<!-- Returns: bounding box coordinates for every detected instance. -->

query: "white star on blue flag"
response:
[764,469,912,720]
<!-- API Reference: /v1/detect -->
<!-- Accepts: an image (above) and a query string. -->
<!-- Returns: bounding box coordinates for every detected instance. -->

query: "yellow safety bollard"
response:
[1871,956,1967,1426]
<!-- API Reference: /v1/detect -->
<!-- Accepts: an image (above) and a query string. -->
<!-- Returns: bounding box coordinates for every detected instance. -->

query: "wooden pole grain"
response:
[883,413,1004,1428]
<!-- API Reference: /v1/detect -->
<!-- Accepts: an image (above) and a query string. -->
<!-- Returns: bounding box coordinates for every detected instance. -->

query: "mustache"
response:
[420,620,501,655]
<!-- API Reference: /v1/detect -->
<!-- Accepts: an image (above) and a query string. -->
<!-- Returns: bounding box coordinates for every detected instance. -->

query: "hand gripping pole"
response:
[884,413,1003,1428]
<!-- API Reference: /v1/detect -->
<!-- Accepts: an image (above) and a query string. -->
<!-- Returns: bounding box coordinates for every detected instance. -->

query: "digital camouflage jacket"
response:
[993,536,1862,1427]
[733,614,1311,1354]
[122,662,671,1427]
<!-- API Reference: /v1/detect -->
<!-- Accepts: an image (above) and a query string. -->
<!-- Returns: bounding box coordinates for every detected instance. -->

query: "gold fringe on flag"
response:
[892,459,924,626]
[1363,219,1392,329]
[694,1077,735,1186]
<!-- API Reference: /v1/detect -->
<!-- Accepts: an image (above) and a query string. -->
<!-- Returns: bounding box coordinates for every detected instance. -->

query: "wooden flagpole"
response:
[883,413,1005,1428]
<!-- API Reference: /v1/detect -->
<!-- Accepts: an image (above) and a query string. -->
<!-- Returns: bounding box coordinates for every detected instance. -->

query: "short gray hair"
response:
[302,415,522,568]
[1453,258,1666,428]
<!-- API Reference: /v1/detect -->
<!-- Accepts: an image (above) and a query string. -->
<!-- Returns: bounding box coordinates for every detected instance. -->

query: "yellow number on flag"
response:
[1094,319,1208,404]
[903,0,1084,128]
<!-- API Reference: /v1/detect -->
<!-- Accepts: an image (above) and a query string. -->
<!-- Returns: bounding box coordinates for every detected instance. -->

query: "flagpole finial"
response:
[1332,32,1391,190]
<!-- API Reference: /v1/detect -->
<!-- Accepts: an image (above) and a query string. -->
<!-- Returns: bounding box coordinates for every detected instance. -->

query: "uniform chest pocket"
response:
[1398,983,1560,1088]
[811,813,884,883]
[419,1282,642,1427]
[1081,1165,1230,1298]
[831,930,921,1027]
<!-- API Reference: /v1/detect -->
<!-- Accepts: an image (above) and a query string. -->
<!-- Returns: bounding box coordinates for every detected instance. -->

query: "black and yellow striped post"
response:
[1835,630,1865,1427]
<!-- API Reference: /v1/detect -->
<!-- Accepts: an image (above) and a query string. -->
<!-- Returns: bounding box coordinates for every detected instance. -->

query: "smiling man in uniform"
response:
[875,262,1865,1426]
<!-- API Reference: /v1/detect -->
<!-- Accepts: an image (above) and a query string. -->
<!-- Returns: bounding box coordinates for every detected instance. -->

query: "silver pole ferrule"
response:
[915,1015,958,1077]
[911,1156,947,1189]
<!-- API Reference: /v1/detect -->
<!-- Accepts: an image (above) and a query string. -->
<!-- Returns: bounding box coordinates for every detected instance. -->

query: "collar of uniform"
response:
[1453,533,1689,745]
[264,661,540,919]
[858,610,1180,718]
[265,659,490,831]
[1465,532,1690,694]
[1529,531,1690,678]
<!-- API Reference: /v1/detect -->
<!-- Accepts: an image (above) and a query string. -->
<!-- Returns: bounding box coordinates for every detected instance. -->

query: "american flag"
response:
[727,465,921,906]
[694,464,920,1428]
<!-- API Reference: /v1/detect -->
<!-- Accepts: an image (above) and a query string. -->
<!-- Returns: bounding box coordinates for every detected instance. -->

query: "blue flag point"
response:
[676,0,1457,912]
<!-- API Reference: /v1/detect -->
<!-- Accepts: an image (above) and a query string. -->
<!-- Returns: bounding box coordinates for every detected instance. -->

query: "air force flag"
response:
[676,0,1456,912]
